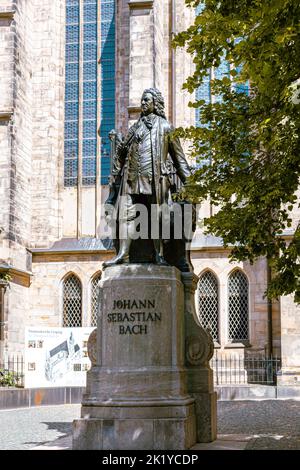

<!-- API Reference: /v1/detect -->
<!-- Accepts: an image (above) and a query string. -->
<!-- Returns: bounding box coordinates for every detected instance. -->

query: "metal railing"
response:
[210,351,281,385]
[0,356,24,387]
[0,353,281,388]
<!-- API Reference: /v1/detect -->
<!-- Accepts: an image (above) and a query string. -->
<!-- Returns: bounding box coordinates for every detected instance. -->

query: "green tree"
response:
[173,0,300,301]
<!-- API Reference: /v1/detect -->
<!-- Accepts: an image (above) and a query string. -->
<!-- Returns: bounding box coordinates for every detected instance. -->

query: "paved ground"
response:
[0,404,80,450]
[0,400,299,450]
[195,399,300,450]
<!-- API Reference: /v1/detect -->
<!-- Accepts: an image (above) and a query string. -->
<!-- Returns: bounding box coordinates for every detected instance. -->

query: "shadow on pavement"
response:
[24,422,72,447]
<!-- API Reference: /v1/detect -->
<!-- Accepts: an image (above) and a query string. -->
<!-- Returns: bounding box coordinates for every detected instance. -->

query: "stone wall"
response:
[0,0,33,268]
[115,0,130,134]
[0,121,12,261]
[278,295,300,384]
[173,0,195,130]
[6,277,28,354]
[0,0,65,354]
[10,0,33,250]
[0,0,34,354]
[30,0,65,247]
[0,1,14,113]
[128,2,155,117]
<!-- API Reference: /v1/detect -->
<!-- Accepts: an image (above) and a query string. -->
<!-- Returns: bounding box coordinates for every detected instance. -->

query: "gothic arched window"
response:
[197,271,219,342]
[228,270,249,341]
[91,272,101,327]
[63,274,82,327]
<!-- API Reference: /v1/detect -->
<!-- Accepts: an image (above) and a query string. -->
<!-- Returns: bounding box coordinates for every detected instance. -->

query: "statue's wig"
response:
[142,88,166,119]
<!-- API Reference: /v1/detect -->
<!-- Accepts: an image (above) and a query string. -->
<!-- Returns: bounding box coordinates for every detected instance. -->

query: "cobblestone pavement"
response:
[217,400,300,450]
[0,404,81,450]
[0,400,299,450]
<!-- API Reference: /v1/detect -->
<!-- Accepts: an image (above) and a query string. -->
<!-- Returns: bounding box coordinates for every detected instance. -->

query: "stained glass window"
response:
[100,0,115,185]
[195,4,249,131]
[64,0,115,187]
[64,0,79,186]
[82,0,98,186]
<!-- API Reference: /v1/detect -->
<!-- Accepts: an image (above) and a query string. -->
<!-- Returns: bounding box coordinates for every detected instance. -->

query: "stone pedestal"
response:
[181,272,217,443]
[73,264,216,450]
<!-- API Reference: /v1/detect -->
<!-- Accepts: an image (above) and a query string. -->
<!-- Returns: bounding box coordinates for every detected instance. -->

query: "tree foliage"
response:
[173,0,300,301]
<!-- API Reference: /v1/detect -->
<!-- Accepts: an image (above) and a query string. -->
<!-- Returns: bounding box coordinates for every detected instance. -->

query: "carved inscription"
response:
[107,299,161,335]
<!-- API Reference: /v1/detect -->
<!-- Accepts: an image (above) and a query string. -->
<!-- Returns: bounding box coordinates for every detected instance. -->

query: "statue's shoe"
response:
[155,255,169,267]
[103,254,129,268]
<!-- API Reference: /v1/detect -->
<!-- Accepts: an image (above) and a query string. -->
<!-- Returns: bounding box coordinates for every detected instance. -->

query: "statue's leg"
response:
[103,233,132,268]
[152,182,169,266]
[153,238,169,266]
[103,195,134,268]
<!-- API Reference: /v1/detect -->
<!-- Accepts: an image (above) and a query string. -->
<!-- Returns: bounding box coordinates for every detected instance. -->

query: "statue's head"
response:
[141,88,166,119]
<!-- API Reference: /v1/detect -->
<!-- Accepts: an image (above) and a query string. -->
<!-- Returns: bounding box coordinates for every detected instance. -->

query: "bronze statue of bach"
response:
[103,88,194,271]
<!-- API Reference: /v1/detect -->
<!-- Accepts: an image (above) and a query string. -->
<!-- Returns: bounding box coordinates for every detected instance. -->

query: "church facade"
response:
[0,0,299,385]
